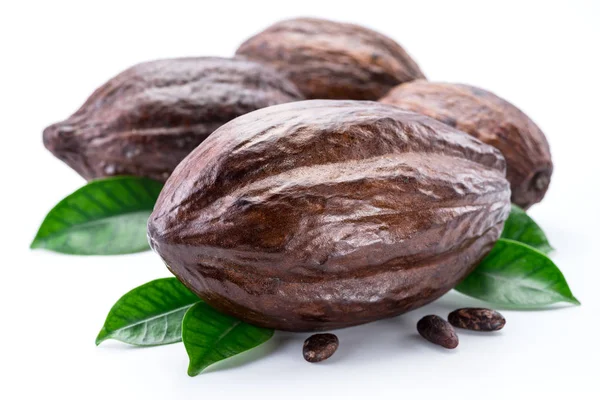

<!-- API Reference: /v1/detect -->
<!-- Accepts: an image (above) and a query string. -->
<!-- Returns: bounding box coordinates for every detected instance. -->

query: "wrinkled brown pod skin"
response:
[379,81,552,209]
[417,315,459,349]
[236,18,425,100]
[448,308,506,331]
[43,57,303,182]
[148,100,511,331]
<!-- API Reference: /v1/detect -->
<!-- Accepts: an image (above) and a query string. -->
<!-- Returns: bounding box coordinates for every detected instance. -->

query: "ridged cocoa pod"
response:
[379,81,552,208]
[236,18,425,100]
[43,57,303,182]
[148,100,511,331]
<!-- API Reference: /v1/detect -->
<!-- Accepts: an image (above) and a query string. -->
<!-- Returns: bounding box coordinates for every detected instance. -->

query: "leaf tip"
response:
[187,365,202,377]
[568,296,581,306]
[542,245,555,255]
[95,328,108,346]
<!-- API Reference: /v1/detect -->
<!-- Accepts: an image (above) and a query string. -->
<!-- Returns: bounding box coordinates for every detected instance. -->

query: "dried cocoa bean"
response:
[417,315,459,349]
[148,100,511,331]
[379,81,552,208]
[43,57,303,182]
[448,308,506,331]
[303,334,339,363]
[236,18,425,100]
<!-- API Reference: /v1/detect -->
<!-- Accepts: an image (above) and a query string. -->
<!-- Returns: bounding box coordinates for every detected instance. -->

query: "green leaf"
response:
[96,278,201,346]
[501,204,553,253]
[455,238,580,308]
[183,302,274,376]
[31,176,162,255]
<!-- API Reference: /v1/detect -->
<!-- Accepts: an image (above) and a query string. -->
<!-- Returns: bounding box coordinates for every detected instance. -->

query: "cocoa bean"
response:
[303,334,339,363]
[448,308,506,331]
[417,315,459,349]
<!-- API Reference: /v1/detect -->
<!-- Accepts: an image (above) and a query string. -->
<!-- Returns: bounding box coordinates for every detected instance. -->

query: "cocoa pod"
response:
[448,308,506,331]
[43,57,303,182]
[379,81,552,208]
[148,100,511,331]
[417,315,459,349]
[236,18,425,100]
[303,334,339,363]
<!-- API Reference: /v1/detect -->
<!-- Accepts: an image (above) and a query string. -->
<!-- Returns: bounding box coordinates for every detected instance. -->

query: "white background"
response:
[1,1,599,399]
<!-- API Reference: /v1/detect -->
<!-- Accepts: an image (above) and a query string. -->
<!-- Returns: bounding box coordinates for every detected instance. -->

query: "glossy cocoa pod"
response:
[43,57,303,182]
[236,18,425,100]
[379,81,552,208]
[148,100,511,331]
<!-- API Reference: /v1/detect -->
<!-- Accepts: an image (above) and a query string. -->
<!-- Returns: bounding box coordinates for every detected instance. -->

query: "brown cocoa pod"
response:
[236,18,425,100]
[148,100,511,331]
[303,334,339,363]
[43,57,303,182]
[417,315,459,349]
[448,308,506,331]
[379,81,552,209]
